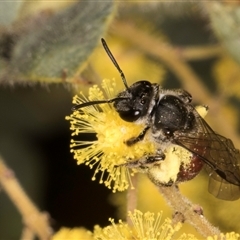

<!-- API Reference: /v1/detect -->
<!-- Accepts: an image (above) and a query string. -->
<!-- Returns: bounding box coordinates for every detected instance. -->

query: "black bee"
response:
[73,38,240,201]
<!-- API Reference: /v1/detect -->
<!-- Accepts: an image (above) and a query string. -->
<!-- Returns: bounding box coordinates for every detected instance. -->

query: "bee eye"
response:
[119,110,140,122]
[114,81,154,122]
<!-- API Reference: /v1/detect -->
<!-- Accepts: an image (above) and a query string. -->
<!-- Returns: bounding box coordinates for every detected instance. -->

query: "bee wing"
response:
[205,165,240,200]
[174,113,240,200]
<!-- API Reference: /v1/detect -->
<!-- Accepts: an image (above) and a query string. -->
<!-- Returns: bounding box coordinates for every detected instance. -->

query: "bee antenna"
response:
[101,38,129,90]
[72,97,127,111]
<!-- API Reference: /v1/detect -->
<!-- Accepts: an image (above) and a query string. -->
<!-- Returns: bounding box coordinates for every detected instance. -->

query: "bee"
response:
[73,38,240,201]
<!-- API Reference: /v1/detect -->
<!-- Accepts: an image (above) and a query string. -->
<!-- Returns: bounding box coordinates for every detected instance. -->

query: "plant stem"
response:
[0,158,52,240]
[21,226,34,240]
[126,173,138,225]
[158,184,221,237]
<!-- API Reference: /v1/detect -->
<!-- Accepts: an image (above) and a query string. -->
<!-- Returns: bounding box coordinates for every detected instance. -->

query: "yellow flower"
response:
[213,56,240,98]
[207,232,240,240]
[51,227,93,240]
[93,209,239,240]
[66,79,157,192]
[93,209,182,240]
[66,78,209,192]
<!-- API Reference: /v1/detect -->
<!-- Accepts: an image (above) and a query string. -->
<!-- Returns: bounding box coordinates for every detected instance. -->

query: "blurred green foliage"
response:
[0,1,114,84]
[207,2,240,65]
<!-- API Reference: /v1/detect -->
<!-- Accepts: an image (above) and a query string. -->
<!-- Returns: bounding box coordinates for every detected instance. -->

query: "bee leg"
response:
[124,151,165,169]
[145,152,165,164]
[125,126,150,146]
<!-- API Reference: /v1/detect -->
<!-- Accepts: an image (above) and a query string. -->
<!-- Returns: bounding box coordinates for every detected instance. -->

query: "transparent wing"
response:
[206,165,240,200]
[174,110,240,200]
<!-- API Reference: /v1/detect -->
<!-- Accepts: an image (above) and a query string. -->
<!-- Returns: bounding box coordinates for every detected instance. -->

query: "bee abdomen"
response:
[177,155,204,182]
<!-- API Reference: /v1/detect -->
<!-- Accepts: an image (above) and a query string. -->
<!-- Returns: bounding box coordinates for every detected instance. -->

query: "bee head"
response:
[113,81,155,122]
[72,39,156,123]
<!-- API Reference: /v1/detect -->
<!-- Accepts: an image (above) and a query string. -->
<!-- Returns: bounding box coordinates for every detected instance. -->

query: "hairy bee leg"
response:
[123,151,166,169]
[125,126,150,146]
[145,153,165,163]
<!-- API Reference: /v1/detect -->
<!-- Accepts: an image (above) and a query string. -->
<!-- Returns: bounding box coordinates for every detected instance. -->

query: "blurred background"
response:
[0,1,240,238]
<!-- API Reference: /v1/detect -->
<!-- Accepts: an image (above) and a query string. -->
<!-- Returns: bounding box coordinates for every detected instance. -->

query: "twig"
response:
[158,184,221,237]
[0,158,52,240]
[177,45,223,61]
[126,173,138,225]
[21,226,34,240]
[111,20,211,103]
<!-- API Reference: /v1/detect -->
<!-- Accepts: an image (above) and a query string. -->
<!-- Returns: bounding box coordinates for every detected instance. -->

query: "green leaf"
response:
[0,1,23,26]
[206,2,240,64]
[0,0,114,84]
